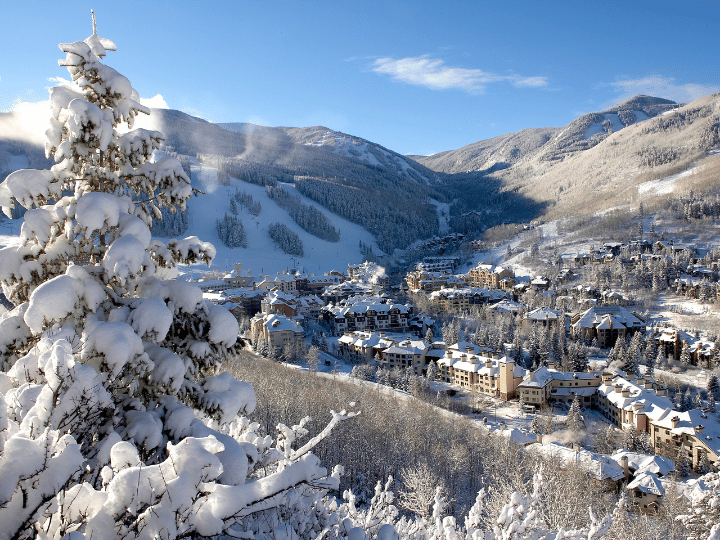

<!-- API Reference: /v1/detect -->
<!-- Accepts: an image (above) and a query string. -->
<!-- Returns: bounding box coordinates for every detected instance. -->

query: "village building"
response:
[196,263,255,292]
[405,270,455,293]
[437,342,527,400]
[255,271,299,293]
[570,305,645,348]
[427,287,505,312]
[611,451,675,512]
[517,366,603,408]
[321,281,375,303]
[321,295,412,336]
[250,313,304,351]
[337,331,397,363]
[298,273,346,294]
[416,256,460,273]
[523,307,563,328]
[466,263,516,290]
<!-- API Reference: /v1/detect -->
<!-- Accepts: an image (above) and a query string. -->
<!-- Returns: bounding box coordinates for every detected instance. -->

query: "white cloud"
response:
[370,55,547,93]
[610,75,720,104]
[140,93,169,109]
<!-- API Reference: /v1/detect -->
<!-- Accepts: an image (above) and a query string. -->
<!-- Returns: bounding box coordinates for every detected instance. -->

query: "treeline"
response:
[216,213,248,248]
[268,222,303,256]
[295,176,438,253]
[232,188,261,216]
[215,157,286,187]
[266,185,339,242]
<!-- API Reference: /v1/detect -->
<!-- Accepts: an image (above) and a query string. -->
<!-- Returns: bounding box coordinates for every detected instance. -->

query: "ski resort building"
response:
[321,296,412,336]
[466,263,516,290]
[250,313,304,351]
[570,305,645,348]
[427,287,505,312]
[517,367,603,408]
[437,343,527,400]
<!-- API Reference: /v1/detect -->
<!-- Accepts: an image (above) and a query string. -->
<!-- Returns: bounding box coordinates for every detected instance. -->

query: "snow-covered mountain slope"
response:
[492,93,720,220]
[220,123,434,185]
[181,160,381,276]
[412,95,677,174]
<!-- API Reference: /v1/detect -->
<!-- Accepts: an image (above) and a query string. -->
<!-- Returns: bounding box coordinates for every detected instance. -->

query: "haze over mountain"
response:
[1,92,719,266]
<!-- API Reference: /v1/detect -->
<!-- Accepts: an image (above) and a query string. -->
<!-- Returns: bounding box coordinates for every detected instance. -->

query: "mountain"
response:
[2,93,719,267]
[411,96,678,174]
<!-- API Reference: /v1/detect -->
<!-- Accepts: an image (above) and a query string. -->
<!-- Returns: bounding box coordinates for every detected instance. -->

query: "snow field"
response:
[181,163,380,276]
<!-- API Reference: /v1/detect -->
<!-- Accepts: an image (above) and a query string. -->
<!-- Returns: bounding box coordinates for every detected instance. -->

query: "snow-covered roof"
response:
[651,408,720,457]
[488,299,523,313]
[439,351,527,378]
[519,367,555,389]
[611,451,675,477]
[519,367,601,389]
[254,313,302,333]
[571,306,644,330]
[527,442,625,482]
[525,307,562,321]
[628,472,665,496]
[597,374,675,421]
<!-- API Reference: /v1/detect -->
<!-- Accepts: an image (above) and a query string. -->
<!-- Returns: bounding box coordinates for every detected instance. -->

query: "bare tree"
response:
[398,460,450,519]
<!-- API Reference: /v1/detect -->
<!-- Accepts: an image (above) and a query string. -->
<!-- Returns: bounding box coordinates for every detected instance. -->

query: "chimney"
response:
[536,433,543,444]
[614,384,624,393]
[445,349,452,359]
[379,332,385,337]
[485,359,493,368]
[622,389,631,398]
[656,387,667,396]
[620,455,629,480]
[499,421,506,430]
[671,416,680,428]
[466,345,474,353]
[492,353,499,360]
[695,424,704,433]
[548,362,556,370]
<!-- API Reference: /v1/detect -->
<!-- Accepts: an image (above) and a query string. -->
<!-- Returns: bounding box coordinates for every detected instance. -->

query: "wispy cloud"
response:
[609,75,720,104]
[370,55,548,94]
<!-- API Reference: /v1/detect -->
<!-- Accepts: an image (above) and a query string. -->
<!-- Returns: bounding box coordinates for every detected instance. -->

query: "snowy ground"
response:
[160,161,380,277]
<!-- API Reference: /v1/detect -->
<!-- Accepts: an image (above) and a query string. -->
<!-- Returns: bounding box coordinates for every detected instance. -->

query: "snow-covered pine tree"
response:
[0,17,355,540]
[680,341,692,366]
[707,373,720,403]
[566,395,584,433]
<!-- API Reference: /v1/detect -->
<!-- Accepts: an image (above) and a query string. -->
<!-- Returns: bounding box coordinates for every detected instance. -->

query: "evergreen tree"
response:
[675,446,691,477]
[655,347,667,373]
[530,415,543,435]
[694,391,704,411]
[680,341,692,366]
[566,395,584,433]
[707,374,720,403]
[425,327,434,344]
[0,20,354,539]
[426,360,438,382]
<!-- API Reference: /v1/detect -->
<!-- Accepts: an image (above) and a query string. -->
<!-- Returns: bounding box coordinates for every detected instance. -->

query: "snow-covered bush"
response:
[0,15,356,540]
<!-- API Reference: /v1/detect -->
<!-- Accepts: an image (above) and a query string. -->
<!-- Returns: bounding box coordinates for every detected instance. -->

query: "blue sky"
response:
[1,0,719,155]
